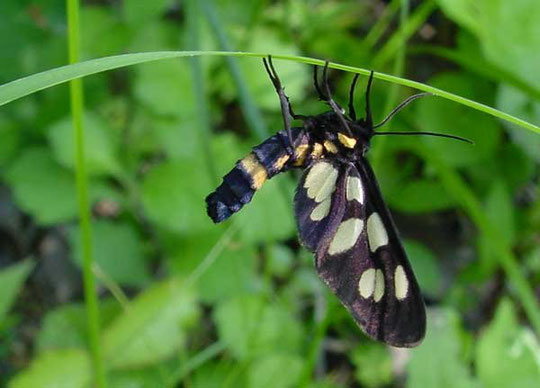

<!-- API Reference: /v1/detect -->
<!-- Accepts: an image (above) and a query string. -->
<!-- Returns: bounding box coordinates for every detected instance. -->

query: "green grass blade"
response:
[363,0,401,48]
[0,51,538,134]
[166,341,226,386]
[66,0,106,386]
[409,44,540,101]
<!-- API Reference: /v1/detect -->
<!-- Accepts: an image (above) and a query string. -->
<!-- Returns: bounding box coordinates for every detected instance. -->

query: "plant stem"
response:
[1,51,538,134]
[66,0,106,386]
[166,341,226,386]
[363,0,401,48]
[409,44,540,101]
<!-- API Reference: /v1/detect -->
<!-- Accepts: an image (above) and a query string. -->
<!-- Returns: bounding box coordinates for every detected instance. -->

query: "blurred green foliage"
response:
[0,0,539,387]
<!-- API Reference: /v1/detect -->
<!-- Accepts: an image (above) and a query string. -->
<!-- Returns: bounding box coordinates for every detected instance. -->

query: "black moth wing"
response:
[294,160,350,253]
[299,158,426,347]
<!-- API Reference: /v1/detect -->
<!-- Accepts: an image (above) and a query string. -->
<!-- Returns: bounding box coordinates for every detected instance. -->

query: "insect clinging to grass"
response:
[206,57,471,347]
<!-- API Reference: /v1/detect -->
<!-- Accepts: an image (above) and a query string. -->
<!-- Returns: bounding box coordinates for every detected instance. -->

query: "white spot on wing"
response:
[358,268,385,302]
[328,218,364,255]
[374,269,385,302]
[394,265,409,300]
[304,162,338,203]
[310,198,331,221]
[358,268,375,298]
[367,213,388,252]
[346,176,364,204]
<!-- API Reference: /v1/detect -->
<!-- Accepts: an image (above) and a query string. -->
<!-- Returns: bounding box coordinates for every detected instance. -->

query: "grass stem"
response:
[66,0,106,386]
[363,0,401,48]
[1,51,538,134]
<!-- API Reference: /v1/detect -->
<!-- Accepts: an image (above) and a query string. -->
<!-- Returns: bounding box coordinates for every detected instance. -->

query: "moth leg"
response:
[364,70,374,128]
[313,65,325,100]
[348,73,360,121]
[317,61,355,137]
[263,56,304,151]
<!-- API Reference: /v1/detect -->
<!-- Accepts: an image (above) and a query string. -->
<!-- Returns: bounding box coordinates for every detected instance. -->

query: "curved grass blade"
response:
[0,51,538,134]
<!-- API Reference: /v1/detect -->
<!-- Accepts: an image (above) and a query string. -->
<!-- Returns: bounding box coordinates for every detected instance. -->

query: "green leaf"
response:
[388,178,457,213]
[124,0,171,25]
[0,115,19,168]
[69,220,151,287]
[477,180,516,276]
[485,180,515,246]
[437,0,540,159]
[167,226,262,303]
[214,295,303,360]
[47,111,121,176]
[109,366,173,388]
[191,361,247,388]
[4,148,78,224]
[403,240,443,297]
[0,260,33,322]
[0,52,537,133]
[248,354,303,388]
[267,244,295,277]
[152,116,200,161]
[237,28,308,111]
[416,72,501,167]
[476,298,540,388]
[81,6,130,58]
[497,85,540,163]
[191,243,260,303]
[8,349,91,388]
[141,158,213,234]
[497,143,536,190]
[36,300,120,353]
[438,0,540,88]
[407,309,479,388]
[36,305,88,352]
[102,278,199,369]
[236,176,296,243]
[377,143,457,213]
[350,342,393,388]
[213,295,265,360]
[134,60,195,118]
[466,142,535,193]
[435,0,483,37]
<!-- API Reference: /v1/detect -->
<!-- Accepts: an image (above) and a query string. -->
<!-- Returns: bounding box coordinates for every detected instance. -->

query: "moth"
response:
[206,57,470,347]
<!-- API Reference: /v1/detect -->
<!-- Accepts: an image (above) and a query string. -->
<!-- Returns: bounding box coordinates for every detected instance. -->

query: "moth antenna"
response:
[373,92,432,129]
[373,131,474,144]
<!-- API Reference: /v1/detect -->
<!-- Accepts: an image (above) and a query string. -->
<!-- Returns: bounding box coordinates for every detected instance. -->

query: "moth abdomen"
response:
[205,164,255,223]
[206,128,307,223]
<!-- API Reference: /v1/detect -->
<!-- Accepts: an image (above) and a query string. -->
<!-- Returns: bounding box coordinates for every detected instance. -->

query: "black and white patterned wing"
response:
[297,159,426,347]
[294,160,350,252]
